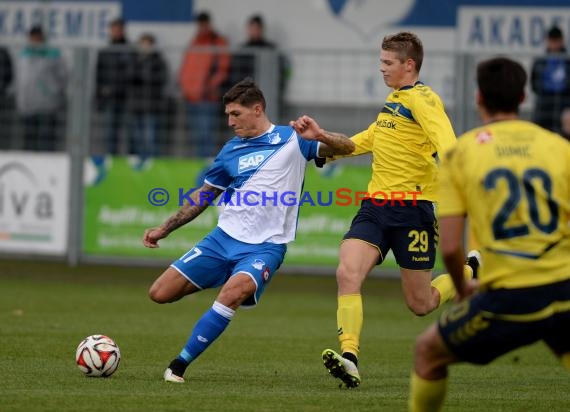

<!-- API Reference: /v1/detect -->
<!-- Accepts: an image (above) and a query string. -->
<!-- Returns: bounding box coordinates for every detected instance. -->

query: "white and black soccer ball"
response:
[75,334,121,377]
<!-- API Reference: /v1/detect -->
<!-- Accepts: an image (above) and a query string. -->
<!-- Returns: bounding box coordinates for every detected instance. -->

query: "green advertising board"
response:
[83,156,425,270]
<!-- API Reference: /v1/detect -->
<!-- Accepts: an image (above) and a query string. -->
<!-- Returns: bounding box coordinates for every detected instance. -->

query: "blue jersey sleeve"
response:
[296,134,320,161]
[203,149,232,189]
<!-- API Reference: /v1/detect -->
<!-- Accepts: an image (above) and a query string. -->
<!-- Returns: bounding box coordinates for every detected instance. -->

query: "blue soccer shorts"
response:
[171,227,287,307]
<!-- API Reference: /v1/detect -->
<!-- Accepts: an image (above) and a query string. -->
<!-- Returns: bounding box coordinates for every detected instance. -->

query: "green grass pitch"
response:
[1,259,568,411]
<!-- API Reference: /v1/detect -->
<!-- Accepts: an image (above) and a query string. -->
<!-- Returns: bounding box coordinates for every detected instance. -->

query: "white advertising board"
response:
[0,152,70,255]
[458,7,570,53]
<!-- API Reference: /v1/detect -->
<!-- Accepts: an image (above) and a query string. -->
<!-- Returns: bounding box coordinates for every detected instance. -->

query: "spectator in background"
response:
[128,33,168,159]
[242,15,277,55]
[231,15,289,117]
[531,25,570,133]
[95,17,135,155]
[179,11,230,158]
[0,46,12,98]
[15,26,66,151]
[0,45,14,149]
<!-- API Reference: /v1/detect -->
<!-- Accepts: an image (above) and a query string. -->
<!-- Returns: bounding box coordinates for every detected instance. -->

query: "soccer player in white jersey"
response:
[142,78,355,383]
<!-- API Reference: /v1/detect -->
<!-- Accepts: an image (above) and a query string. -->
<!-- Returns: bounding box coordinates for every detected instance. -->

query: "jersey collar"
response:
[241,124,275,141]
[398,81,423,91]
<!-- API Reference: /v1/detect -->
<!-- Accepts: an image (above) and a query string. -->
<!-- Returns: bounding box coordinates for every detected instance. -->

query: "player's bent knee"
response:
[148,283,175,304]
[414,327,446,377]
[148,285,166,303]
[415,332,433,358]
[413,332,433,375]
[410,307,431,317]
[406,300,433,317]
[336,264,363,292]
[218,290,253,308]
[335,264,349,281]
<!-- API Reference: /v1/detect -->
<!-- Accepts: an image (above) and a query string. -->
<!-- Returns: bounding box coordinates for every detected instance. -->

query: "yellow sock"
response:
[409,371,447,412]
[431,265,474,307]
[337,294,363,356]
[431,274,454,306]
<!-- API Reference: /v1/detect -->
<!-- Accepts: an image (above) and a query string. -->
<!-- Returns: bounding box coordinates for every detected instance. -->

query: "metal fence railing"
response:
[0,45,554,157]
[0,43,563,266]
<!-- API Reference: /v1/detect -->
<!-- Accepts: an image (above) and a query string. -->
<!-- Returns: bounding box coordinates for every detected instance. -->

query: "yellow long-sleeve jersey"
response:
[346,82,456,201]
[439,120,570,289]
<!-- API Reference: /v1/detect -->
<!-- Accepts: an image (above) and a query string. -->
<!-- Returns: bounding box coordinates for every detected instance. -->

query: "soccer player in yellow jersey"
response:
[290,31,480,388]
[408,57,570,412]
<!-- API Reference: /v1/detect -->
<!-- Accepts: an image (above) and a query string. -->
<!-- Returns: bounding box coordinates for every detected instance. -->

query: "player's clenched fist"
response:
[289,115,323,140]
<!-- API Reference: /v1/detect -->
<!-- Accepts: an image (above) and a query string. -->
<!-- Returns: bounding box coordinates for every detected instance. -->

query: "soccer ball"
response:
[75,334,121,377]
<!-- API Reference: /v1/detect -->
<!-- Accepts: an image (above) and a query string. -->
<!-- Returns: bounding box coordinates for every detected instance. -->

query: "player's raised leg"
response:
[392,217,481,314]
[430,250,481,308]
[402,253,480,316]
[148,266,200,303]
[323,239,379,388]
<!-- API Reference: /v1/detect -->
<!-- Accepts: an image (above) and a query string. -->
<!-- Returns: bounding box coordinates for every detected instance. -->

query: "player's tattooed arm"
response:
[143,183,224,248]
[161,183,223,234]
[317,130,355,157]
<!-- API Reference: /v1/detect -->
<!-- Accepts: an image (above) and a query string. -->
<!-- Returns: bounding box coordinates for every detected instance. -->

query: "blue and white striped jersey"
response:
[204,124,321,244]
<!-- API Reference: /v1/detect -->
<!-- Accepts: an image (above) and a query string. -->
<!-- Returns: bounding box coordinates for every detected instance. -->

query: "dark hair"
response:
[249,15,264,27]
[547,26,563,40]
[196,12,211,23]
[382,31,424,72]
[29,25,44,37]
[139,33,156,44]
[477,57,527,115]
[223,78,266,110]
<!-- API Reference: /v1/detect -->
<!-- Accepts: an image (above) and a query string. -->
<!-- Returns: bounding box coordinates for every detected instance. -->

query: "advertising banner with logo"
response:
[0,1,121,46]
[83,156,414,269]
[0,152,70,254]
[458,6,570,53]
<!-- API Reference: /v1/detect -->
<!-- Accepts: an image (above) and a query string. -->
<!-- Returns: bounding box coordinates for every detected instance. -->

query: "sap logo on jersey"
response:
[238,150,274,173]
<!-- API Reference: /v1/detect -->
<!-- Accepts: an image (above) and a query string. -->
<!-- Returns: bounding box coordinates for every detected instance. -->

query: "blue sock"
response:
[177,301,235,366]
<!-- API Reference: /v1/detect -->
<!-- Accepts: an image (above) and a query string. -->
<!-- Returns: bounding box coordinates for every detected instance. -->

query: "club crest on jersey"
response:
[252,259,266,270]
[268,132,281,144]
[238,150,274,173]
[476,130,493,144]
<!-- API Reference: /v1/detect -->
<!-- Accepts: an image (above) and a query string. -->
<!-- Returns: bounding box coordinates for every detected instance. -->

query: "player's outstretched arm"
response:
[142,183,223,248]
[290,115,355,156]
